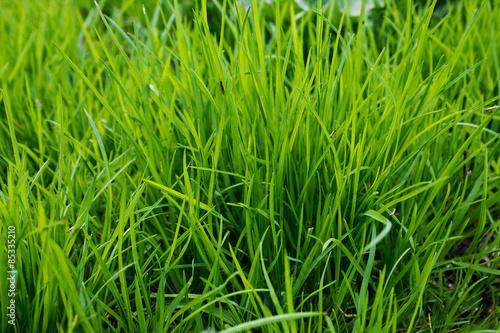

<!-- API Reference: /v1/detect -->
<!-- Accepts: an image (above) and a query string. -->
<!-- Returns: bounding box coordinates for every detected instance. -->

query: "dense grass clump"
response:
[1,0,499,331]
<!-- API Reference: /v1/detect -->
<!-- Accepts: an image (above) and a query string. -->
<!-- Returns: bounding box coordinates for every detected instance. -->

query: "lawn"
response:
[0,0,499,332]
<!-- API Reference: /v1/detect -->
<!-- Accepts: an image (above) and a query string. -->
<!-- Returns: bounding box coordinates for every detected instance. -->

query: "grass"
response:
[0,0,499,331]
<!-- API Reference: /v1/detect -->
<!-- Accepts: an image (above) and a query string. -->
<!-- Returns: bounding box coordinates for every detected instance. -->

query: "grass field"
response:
[1,0,499,331]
